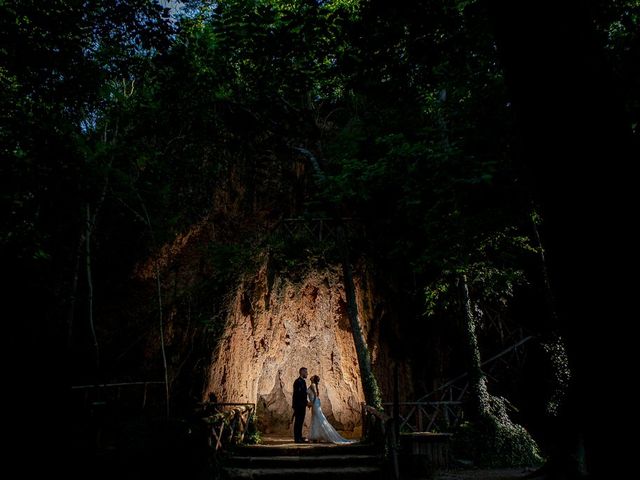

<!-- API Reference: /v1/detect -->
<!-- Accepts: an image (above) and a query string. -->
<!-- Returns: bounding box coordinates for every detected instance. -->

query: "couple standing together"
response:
[292,367,355,444]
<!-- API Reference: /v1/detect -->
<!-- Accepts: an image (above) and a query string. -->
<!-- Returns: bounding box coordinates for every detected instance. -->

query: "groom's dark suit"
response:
[292,376,308,442]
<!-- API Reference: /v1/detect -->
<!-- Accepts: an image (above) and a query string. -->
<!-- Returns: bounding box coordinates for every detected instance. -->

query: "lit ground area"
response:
[434,468,539,479]
[259,434,362,445]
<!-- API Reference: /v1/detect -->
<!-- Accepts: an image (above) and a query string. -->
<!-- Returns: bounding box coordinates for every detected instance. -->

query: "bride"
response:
[307,375,356,444]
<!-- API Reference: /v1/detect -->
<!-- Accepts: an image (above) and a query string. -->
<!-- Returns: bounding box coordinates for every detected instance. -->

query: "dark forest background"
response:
[1,0,637,478]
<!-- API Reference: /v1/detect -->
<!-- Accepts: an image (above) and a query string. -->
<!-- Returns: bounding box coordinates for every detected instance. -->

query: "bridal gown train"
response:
[307,386,356,444]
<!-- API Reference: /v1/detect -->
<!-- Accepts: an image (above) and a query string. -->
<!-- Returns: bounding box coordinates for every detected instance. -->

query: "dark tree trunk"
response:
[488,1,636,476]
[459,274,490,420]
[85,203,99,369]
[531,212,557,325]
[342,257,383,409]
[338,225,382,409]
[67,228,85,349]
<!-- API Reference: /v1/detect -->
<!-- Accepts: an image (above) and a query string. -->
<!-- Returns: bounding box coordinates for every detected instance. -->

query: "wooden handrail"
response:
[203,403,256,452]
[382,400,465,433]
[418,336,534,401]
[71,381,165,389]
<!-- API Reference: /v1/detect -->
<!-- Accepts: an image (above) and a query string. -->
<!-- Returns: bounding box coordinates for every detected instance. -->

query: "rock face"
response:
[205,260,411,435]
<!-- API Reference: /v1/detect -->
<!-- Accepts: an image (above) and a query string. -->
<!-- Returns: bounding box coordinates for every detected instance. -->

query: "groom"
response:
[292,367,311,443]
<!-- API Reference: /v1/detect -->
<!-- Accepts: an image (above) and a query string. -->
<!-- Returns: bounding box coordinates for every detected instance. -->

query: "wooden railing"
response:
[71,381,166,410]
[418,336,535,403]
[279,217,361,243]
[362,403,400,480]
[200,403,256,453]
[382,401,464,433]
[391,335,536,433]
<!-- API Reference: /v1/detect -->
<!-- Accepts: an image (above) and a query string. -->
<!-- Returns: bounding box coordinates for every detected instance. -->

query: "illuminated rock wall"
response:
[205,260,410,435]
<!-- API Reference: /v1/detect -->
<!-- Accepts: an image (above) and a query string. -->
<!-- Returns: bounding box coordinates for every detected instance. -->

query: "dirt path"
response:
[434,467,539,479]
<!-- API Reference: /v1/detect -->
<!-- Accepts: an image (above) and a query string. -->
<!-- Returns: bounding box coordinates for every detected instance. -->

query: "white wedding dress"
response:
[307,386,356,444]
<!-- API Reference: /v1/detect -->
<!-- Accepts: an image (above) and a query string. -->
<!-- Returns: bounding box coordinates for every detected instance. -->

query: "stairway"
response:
[222,441,384,480]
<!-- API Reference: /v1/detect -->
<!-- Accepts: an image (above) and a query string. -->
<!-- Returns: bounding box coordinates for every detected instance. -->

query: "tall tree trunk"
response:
[458,274,490,419]
[340,227,382,409]
[139,198,171,418]
[530,211,557,325]
[83,173,110,370]
[530,210,570,417]
[67,228,85,349]
[109,190,171,416]
[153,255,170,418]
[85,203,99,369]
[458,274,541,466]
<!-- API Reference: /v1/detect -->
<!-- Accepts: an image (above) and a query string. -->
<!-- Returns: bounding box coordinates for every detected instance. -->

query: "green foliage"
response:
[268,234,315,272]
[242,412,262,444]
[296,1,540,329]
[1,0,173,265]
[168,239,261,344]
[206,241,260,291]
[453,396,543,467]
[423,229,534,317]
[266,225,344,274]
[592,0,640,134]
[540,336,571,417]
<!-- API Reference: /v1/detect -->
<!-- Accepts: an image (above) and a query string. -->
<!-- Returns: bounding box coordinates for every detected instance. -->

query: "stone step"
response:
[227,454,382,468]
[233,442,377,457]
[223,466,383,480]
